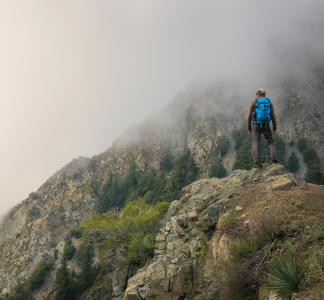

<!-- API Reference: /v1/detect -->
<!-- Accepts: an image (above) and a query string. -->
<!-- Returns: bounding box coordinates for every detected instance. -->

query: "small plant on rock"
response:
[230,237,258,261]
[265,256,304,299]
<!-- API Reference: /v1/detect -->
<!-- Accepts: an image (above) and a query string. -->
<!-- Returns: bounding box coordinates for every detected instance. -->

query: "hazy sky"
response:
[0,0,323,214]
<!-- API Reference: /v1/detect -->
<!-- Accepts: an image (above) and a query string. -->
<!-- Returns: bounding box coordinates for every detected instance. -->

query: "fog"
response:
[0,0,323,214]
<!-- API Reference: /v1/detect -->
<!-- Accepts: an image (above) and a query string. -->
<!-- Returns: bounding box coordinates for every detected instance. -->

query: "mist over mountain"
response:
[0,1,324,299]
[1,0,324,215]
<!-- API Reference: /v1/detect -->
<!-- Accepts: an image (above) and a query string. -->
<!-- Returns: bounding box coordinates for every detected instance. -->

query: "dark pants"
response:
[251,123,276,165]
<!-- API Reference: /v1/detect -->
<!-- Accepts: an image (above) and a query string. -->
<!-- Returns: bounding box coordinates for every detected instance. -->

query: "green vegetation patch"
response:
[28,258,54,291]
[230,237,259,261]
[82,199,170,274]
[265,256,304,299]
[99,149,199,211]
[208,160,227,178]
[286,151,300,173]
[297,138,324,184]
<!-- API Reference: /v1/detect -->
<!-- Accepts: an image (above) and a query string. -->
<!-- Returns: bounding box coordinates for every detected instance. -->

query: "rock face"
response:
[123,164,323,300]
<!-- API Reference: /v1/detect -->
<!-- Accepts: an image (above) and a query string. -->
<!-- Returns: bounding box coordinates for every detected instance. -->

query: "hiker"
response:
[248,88,278,168]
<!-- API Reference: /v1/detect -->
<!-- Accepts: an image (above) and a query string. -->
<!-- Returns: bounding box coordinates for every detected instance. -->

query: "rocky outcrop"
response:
[123,164,323,300]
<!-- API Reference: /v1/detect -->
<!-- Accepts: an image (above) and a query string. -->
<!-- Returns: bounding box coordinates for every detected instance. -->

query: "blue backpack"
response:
[254,97,272,127]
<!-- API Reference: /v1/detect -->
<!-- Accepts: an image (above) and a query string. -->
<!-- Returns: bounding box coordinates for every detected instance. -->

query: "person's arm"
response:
[270,103,277,132]
[247,101,254,132]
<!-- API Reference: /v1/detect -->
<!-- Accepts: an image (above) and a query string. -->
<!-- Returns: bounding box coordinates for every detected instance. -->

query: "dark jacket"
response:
[247,98,277,131]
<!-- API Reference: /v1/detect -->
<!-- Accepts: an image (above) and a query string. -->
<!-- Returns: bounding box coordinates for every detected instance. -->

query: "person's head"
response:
[256,88,266,97]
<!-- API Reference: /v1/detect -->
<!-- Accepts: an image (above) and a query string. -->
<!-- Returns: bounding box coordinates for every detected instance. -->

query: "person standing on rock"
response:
[248,88,278,169]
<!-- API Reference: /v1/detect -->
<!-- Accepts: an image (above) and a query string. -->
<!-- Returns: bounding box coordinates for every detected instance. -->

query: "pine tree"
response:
[287,152,300,173]
[55,260,71,300]
[160,147,174,172]
[209,160,227,178]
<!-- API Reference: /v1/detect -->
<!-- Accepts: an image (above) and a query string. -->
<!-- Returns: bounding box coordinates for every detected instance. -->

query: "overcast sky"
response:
[0,0,323,214]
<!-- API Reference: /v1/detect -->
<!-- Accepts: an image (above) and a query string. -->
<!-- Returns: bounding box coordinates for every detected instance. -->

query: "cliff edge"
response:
[123,164,324,300]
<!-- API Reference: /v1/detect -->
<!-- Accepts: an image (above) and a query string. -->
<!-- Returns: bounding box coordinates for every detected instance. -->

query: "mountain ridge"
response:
[0,77,323,298]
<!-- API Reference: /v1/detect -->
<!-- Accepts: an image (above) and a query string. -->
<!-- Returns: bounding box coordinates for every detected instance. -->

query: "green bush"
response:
[209,160,227,178]
[63,238,76,261]
[55,241,97,300]
[230,238,258,261]
[75,241,96,292]
[127,231,156,273]
[265,256,304,299]
[55,259,73,300]
[70,228,82,239]
[308,226,324,242]
[28,258,54,291]
[82,200,169,272]
[5,283,33,300]
[54,249,59,261]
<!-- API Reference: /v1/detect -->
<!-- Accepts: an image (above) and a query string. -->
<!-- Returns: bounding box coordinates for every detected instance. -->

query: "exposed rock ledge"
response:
[123,164,322,300]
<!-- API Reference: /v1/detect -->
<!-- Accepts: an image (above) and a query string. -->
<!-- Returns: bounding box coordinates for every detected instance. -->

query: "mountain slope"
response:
[0,77,323,297]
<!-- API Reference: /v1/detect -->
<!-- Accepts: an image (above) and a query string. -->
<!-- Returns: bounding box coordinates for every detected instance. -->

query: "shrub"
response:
[217,214,244,238]
[63,238,76,261]
[304,251,324,286]
[28,258,54,291]
[308,226,324,242]
[217,258,258,300]
[75,240,96,292]
[29,192,39,200]
[81,200,170,272]
[70,228,82,239]
[208,160,227,178]
[54,249,59,261]
[5,282,33,300]
[265,256,304,299]
[249,202,289,245]
[230,238,258,261]
[27,206,41,221]
[127,231,156,276]
[55,259,73,300]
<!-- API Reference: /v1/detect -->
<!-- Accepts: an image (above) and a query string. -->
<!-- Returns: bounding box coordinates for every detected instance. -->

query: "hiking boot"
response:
[254,163,263,169]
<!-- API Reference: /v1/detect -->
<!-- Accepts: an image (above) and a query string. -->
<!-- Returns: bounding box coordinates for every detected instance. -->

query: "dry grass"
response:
[248,200,291,246]
[217,213,247,238]
[216,256,260,300]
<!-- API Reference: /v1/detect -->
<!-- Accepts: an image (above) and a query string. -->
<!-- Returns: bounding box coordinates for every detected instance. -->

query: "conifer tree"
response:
[287,152,300,173]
